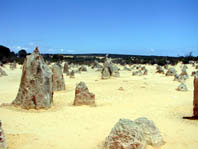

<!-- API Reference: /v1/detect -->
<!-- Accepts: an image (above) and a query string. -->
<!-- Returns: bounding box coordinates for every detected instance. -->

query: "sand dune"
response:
[0,64,198,149]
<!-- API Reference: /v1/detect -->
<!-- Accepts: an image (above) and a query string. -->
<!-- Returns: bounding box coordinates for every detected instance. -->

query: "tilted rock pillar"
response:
[193,77,198,116]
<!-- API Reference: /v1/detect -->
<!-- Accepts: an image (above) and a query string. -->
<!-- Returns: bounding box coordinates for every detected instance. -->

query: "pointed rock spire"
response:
[12,48,53,109]
[34,46,40,54]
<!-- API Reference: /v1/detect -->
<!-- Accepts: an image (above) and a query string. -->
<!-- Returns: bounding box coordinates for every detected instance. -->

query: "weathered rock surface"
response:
[195,65,198,69]
[165,68,177,76]
[174,74,187,83]
[156,66,164,74]
[174,74,182,82]
[51,64,65,91]
[101,57,120,79]
[0,68,7,77]
[164,64,168,70]
[192,71,198,77]
[12,47,53,109]
[105,118,165,149]
[92,60,103,69]
[182,65,187,71]
[101,67,111,79]
[193,76,198,116]
[176,83,188,91]
[9,61,17,70]
[132,71,139,76]
[79,65,87,72]
[56,61,62,69]
[73,82,95,106]
[105,118,146,149]
[143,69,148,75]
[179,70,189,79]
[132,70,144,76]
[69,70,75,78]
[112,65,120,77]
[63,62,69,74]
[0,121,7,149]
[134,117,165,147]
[123,66,131,71]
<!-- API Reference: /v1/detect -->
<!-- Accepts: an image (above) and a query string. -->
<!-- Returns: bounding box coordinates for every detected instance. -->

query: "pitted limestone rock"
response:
[73,82,95,106]
[51,64,65,91]
[165,68,177,76]
[12,47,53,109]
[176,83,188,91]
[0,121,7,149]
[105,118,165,149]
[193,76,198,116]
[134,117,165,147]
[105,118,146,149]
[0,68,7,77]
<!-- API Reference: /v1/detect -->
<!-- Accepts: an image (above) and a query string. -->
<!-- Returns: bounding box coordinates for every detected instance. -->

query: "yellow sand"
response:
[0,63,198,149]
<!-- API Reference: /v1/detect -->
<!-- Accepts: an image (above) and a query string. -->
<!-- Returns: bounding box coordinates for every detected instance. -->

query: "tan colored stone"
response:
[12,47,53,109]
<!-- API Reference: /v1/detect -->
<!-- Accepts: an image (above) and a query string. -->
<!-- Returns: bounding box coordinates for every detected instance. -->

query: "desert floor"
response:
[0,64,198,149]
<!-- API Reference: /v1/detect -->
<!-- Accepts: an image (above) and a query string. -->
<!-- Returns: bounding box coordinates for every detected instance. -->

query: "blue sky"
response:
[1,0,197,56]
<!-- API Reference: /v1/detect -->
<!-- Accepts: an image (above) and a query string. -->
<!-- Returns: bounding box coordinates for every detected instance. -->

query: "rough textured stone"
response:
[179,70,188,79]
[182,65,188,71]
[135,65,141,70]
[164,64,168,70]
[132,70,143,76]
[92,60,103,69]
[141,66,146,71]
[156,66,164,74]
[143,69,148,75]
[111,65,120,77]
[135,117,165,147]
[174,74,186,83]
[118,87,124,91]
[51,64,65,91]
[12,47,53,109]
[0,68,7,77]
[176,83,188,91]
[105,118,146,149]
[132,71,139,76]
[174,74,182,82]
[105,118,165,149]
[56,61,62,69]
[69,70,75,78]
[191,71,198,77]
[63,62,69,74]
[9,61,17,70]
[101,57,120,79]
[73,82,95,106]
[193,76,198,116]
[101,67,111,79]
[0,121,7,149]
[79,65,87,71]
[74,69,81,74]
[165,68,177,76]
[123,66,131,71]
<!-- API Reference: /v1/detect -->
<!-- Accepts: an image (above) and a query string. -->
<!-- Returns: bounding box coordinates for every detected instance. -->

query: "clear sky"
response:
[1,0,197,56]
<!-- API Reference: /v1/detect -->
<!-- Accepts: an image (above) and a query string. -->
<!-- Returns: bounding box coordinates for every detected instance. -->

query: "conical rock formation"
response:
[73,82,95,106]
[12,47,53,109]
